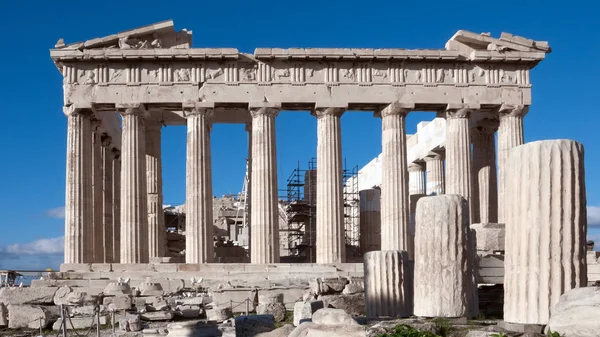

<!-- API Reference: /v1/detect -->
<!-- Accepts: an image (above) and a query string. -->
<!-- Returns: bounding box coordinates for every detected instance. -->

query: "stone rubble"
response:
[293,300,324,326]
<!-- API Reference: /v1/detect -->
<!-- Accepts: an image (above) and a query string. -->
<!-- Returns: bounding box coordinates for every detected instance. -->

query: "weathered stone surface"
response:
[414,195,476,318]
[234,314,275,336]
[545,287,600,336]
[318,294,365,316]
[257,303,286,322]
[104,281,132,295]
[104,295,133,310]
[8,305,52,329]
[289,322,365,337]
[504,140,587,325]
[312,308,358,326]
[256,324,296,337]
[118,314,142,332]
[471,223,505,251]
[141,310,174,321]
[206,306,233,322]
[138,282,164,296]
[0,287,57,305]
[0,303,7,327]
[310,277,348,295]
[147,298,169,311]
[174,305,202,318]
[364,250,411,318]
[293,300,324,326]
[359,188,381,254]
[259,293,284,304]
[342,282,364,295]
[70,304,105,316]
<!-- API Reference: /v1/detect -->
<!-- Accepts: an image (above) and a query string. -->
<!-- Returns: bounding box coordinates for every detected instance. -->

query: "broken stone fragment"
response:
[138,282,164,296]
[8,305,52,329]
[0,287,57,305]
[104,281,132,296]
[206,306,233,322]
[293,300,324,326]
[309,277,348,295]
[311,308,359,326]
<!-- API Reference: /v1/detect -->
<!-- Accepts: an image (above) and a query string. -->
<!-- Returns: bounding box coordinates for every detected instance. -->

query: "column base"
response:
[498,321,545,334]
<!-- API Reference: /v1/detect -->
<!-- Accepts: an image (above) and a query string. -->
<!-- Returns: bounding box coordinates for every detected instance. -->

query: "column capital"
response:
[312,107,345,119]
[499,104,529,118]
[116,103,149,117]
[445,103,479,119]
[408,162,425,172]
[424,150,445,162]
[250,106,280,118]
[375,102,414,118]
[63,105,93,118]
[183,102,214,118]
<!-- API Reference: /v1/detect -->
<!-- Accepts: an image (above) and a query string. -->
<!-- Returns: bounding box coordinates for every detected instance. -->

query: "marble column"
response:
[378,102,412,256]
[101,135,114,263]
[245,122,252,248]
[91,121,103,262]
[118,105,149,264]
[185,105,214,264]
[359,188,381,254]
[408,162,426,195]
[146,120,165,259]
[471,120,498,224]
[313,107,345,264]
[497,104,528,224]
[424,151,445,195]
[63,106,93,264]
[111,149,121,263]
[445,104,475,222]
[250,106,280,264]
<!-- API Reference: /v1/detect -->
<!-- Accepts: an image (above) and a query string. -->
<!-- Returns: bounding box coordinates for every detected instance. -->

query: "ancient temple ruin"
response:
[52,20,551,266]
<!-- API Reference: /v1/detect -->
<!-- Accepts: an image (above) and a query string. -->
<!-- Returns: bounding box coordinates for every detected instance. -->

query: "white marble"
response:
[146,120,165,259]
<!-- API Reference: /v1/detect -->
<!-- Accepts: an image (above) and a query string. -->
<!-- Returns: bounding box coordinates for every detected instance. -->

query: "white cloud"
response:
[588,206,600,228]
[2,237,64,256]
[45,206,65,219]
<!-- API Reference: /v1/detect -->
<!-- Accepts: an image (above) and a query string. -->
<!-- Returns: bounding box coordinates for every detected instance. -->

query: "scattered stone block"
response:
[104,281,132,296]
[293,300,324,326]
[234,314,275,336]
[364,250,411,318]
[546,287,600,336]
[504,140,587,325]
[104,295,133,310]
[119,313,142,332]
[8,304,52,329]
[174,305,201,318]
[318,293,365,316]
[414,194,476,318]
[70,304,105,316]
[309,277,348,295]
[342,282,364,295]
[141,310,174,321]
[312,308,359,326]
[288,322,365,337]
[138,281,164,296]
[206,306,233,322]
[0,287,57,305]
[147,297,169,311]
[255,324,295,337]
[257,303,286,322]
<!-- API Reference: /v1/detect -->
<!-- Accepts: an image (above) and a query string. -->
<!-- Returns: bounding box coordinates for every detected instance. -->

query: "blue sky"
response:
[0,0,598,270]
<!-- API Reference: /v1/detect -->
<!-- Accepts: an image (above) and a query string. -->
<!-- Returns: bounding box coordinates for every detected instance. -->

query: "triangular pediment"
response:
[54,20,192,50]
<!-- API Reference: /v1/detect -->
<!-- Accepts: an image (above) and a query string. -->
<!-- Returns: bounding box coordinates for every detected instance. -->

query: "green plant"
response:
[377,324,441,337]
[432,318,451,337]
[547,330,563,337]
[490,333,507,337]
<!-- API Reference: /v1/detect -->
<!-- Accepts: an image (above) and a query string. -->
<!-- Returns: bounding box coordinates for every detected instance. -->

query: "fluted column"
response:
[250,106,280,264]
[313,107,345,264]
[497,104,528,224]
[408,162,426,195]
[91,121,103,262]
[146,120,165,259]
[471,120,498,224]
[378,102,412,256]
[111,149,121,263]
[359,188,381,254]
[185,105,214,264]
[445,104,476,222]
[364,250,411,318]
[101,135,114,263]
[424,151,445,195]
[245,122,252,248]
[504,140,586,324]
[118,105,149,263]
[63,106,93,264]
